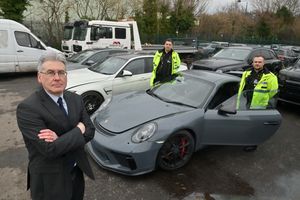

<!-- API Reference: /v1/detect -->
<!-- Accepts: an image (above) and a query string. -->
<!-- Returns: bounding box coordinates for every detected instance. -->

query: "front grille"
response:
[113,152,137,170]
[73,45,82,52]
[62,46,69,50]
[279,80,300,103]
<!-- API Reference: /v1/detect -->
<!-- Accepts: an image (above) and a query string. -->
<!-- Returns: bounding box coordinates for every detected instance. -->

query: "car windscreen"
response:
[68,50,95,63]
[150,76,214,108]
[88,57,127,75]
[213,48,251,61]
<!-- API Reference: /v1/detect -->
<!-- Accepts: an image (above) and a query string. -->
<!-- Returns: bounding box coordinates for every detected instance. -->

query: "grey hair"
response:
[37,50,67,71]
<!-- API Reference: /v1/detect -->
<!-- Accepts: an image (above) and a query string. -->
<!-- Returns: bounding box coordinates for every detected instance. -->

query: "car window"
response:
[152,76,214,108]
[124,58,145,75]
[89,56,127,75]
[213,48,251,61]
[248,50,261,62]
[207,82,239,109]
[220,89,278,111]
[68,50,95,63]
[260,49,273,60]
[15,31,35,48]
[145,57,154,73]
[115,28,126,39]
[85,51,108,64]
[0,30,8,48]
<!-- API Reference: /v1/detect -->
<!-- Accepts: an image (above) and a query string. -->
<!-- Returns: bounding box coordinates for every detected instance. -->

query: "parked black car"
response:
[191,46,284,76]
[278,60,300,105]
[197,42,223,58]
[66,48,129,71]
[274,48,299,67]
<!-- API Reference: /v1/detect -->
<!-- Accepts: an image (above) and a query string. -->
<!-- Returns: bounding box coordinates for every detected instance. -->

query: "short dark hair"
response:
[253,55,265,60]
[164,38,173,44]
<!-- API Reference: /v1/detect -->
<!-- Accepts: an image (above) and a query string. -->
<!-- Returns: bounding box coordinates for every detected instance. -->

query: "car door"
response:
[14,31,46,72]
[112,57,152,96]
[202,88,282,145]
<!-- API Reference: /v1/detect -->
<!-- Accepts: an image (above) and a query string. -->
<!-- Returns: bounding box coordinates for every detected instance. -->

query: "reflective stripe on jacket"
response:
[150,50,181,87]
[237,70,278,109]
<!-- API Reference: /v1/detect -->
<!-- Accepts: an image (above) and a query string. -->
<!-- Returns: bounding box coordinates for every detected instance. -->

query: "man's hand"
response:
[38,129,58,142]
[77,122,86,134]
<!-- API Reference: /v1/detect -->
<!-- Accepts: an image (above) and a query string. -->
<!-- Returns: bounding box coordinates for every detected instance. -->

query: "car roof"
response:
[224,46,273,51]
[80,48,130,53]
[112,51,154,59]
[182,70,240,84]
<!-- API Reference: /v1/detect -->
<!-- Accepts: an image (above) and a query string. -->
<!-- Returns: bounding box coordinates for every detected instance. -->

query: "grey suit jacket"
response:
[17,88,95,200]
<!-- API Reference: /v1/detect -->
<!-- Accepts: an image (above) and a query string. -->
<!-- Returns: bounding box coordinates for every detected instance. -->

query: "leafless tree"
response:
[251,0,300,15]
[31,0,72,47]
[73,0,120,20]
[170,0,208,15]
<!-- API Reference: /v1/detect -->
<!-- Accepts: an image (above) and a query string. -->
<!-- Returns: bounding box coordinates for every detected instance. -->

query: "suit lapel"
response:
[38,89,71,133]
[63,91,77,127]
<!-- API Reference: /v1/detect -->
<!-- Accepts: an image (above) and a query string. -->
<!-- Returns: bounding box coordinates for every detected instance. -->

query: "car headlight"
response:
[132,123,157,143]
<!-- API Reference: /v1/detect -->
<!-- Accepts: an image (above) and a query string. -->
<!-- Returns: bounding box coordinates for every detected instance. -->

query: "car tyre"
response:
[157,130,195,171]
[82,91,104,115]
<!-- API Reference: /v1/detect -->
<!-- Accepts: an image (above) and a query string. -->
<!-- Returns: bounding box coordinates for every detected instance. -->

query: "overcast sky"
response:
[207,0,252,13]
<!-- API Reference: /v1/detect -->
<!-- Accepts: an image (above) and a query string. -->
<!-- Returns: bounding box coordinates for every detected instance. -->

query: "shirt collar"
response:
[44,89,64,104]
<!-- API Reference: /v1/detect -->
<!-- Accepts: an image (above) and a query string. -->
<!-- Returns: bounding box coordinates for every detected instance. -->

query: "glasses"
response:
[39,70,67,78]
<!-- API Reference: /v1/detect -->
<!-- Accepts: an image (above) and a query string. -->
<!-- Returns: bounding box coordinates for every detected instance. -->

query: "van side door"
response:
[14,31,46,72]
[0,30,17,73]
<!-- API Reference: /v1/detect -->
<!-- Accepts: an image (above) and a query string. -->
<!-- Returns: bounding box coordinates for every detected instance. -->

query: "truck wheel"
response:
[82,91,104,115]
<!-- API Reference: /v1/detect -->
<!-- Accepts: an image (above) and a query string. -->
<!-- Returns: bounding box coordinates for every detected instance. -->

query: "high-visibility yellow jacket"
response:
[237,69,278,109]
[150,49,181,87]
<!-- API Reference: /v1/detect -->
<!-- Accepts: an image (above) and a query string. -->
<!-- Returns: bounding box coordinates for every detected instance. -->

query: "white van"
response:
[0,19,59,73]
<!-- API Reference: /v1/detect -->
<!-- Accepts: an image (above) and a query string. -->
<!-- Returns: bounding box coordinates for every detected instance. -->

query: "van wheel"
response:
[157,131,195,170]
[82,92,104,115]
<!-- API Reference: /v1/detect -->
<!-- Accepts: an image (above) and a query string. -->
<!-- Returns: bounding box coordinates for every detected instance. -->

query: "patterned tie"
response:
[57,97,67,116]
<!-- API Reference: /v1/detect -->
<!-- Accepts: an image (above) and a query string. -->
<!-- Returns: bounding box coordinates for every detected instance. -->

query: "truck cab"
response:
[61,20,142,56]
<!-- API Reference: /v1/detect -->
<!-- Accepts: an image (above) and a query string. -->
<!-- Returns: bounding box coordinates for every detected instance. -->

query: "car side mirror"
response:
[218,104,237,115]
[85,60,95,66]
[122,70,132,77]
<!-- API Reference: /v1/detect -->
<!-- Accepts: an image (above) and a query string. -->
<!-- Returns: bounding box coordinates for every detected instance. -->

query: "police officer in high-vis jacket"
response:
[237,55,278,109]
[150,39,181,87]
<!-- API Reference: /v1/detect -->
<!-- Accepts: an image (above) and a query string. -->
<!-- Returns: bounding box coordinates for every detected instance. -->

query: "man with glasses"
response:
[16,50,95,200]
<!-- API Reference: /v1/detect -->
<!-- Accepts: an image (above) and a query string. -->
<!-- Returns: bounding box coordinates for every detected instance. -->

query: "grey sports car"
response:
[87,70,282,175]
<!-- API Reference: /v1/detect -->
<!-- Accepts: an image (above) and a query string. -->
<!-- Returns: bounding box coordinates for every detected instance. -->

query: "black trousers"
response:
[71,166,85,200]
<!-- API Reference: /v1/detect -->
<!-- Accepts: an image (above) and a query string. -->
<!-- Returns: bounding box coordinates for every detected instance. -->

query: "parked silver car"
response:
[87,70,282,175]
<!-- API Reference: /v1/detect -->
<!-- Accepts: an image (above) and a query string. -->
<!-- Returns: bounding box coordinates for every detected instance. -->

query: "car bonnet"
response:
[94,91,193,133]
[66,68,111,89]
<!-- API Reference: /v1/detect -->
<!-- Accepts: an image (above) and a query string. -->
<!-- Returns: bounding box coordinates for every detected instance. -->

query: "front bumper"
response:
[279,80,300,105]
[86,126,163,176]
